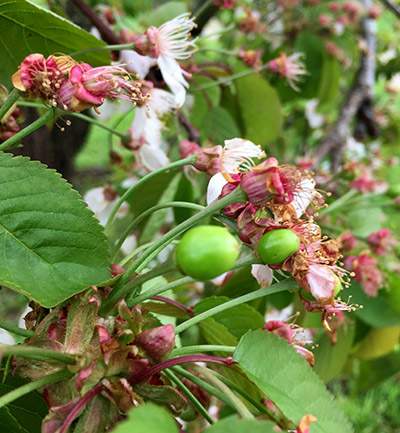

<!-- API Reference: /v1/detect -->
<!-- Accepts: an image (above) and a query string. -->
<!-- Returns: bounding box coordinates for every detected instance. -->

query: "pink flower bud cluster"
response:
[212,0,235,9]
[238,48,264,71]
[12,53,145,113]
[238,9,267,34]
[0,85,25,141]
[325,42,348,66]
[0,106,24,141]
[344,253,384,296]
[367,228,397,256]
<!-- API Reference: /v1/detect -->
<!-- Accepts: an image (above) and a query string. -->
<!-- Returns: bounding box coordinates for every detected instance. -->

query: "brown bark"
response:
[313,0,377,171]
[8,107,90,181]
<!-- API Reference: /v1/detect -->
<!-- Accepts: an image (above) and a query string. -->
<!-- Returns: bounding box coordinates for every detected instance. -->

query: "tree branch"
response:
[379,0,400,18]
[177,111,201,142]
[70,0,121,45]
[313,0,377,170]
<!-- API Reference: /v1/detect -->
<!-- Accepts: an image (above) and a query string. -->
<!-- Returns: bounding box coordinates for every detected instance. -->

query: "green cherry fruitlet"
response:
[257,228,300,265]
[175,225,240,281]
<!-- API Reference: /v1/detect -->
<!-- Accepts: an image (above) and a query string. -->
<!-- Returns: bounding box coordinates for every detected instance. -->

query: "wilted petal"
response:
[293,345,315,367]
[304,265,336,305]
[251,264,273,288]
[297,414,317,433]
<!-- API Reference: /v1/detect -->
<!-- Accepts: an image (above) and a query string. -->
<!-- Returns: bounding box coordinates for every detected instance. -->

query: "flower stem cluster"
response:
[10,276,231,432]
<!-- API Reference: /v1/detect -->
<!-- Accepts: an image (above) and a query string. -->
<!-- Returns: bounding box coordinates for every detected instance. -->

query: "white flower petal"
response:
[292,178,316,217]
[220,138,265,173]
[131,106,148,141]
[139,143,170,172]
[207,173,228,205]
[158,55,189,108]
[150,88,175,116]
[210,271,229,286]
[119,50,156,78]
[94,98,131,122]
[121,235,138,256]
[305,99,324,128]
[0,329,15,345]
[84,187,129,227]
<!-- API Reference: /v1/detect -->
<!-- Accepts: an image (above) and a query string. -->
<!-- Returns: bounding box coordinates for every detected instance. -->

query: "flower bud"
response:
[194,146,223,174]
[111,264,125,278]
[179,139,200,159]
[135,324,175,363]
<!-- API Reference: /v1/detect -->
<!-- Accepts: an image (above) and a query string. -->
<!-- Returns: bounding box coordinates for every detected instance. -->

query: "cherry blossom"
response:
[125,13,197,108]
[268,52,308,91]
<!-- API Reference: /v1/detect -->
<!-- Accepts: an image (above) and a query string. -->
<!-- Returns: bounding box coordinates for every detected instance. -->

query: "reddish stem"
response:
[128,355,232,385]
[71,0,121,45]
[59,384,102,433]
[151,296,194,315]
[177,111,200,142]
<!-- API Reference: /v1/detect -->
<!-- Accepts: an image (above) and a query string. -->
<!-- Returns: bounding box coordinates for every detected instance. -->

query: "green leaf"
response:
[218,266,258,298]
[348,282,400,328]
[0,0,110,87]
[236,72,282,145]
[190,75,221,128]
[354,350,400,392]
[295,32,324,99]
[198,106,240,143]
[111,403,178,433]
[173,175,196,225]
[0,407,29,433]
[204,416,277,433]
[220,85,244,134]
[0,153,110,308]
[0,369,47,433]
[355,326,400,360]
[317,54,340,104]
[275,32,324,101]
[140,1,187,27]
[233,330,353,433]
[133,383,187,412]
[347,207,384,238]
[127,170,179,220]
[198,318,238,347]
[141,300,191,319]
[194,296,264,339]
[314,321,355,382]
[139,173,182,244]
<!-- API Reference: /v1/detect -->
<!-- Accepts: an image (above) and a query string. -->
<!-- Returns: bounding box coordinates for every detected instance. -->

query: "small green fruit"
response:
[257,229,300,265]
[176,225,240,281]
